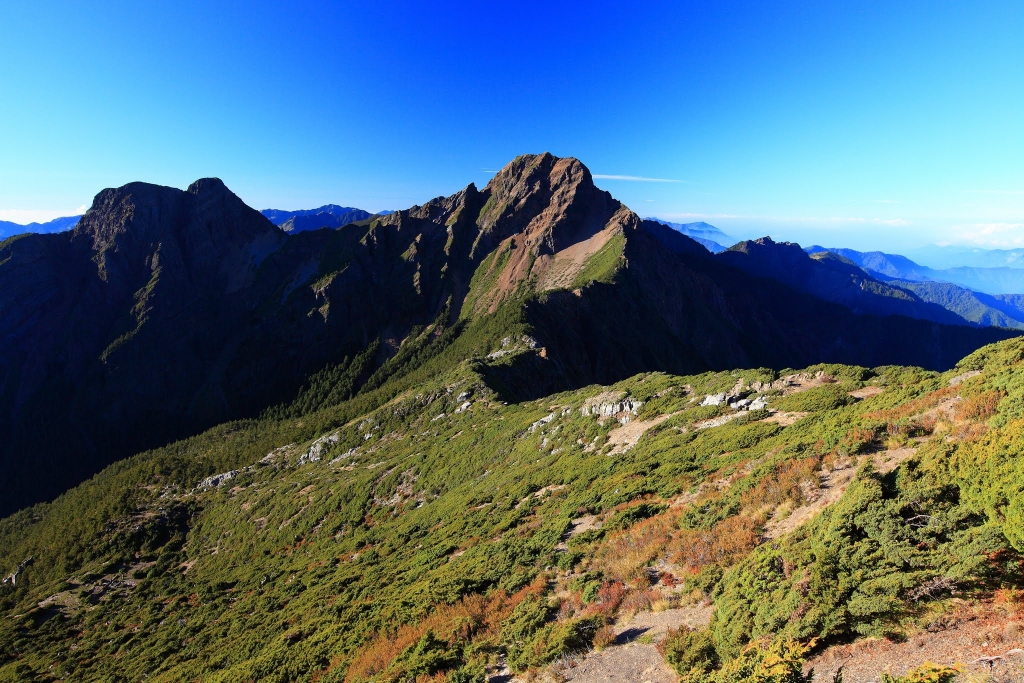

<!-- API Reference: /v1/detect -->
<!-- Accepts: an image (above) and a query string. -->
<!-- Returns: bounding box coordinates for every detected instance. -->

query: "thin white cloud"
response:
[950,222,1024,247]
[592,174,684,183]
[655,212,909,226]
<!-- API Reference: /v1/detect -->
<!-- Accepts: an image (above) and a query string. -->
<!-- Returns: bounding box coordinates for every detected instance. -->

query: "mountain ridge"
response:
[261,205,375,233]
[0,215,80,240]
[806,244,1024,295]
[0,153,1015,516]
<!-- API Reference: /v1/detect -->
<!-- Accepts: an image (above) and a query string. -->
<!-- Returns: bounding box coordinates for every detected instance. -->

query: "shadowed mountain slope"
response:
[720,238,970,325]
[0,154,1015,515]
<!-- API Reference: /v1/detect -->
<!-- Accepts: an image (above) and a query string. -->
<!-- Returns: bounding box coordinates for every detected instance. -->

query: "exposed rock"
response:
[1,557,33,587]
[748,397,768,410]
[328,448,359,466]
[529,412,557,432]
[581,399,642,418]
[198,470,238,490]
[298,432,339,465]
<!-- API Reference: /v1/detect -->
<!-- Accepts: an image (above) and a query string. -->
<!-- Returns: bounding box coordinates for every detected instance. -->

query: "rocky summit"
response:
[0,153,1014,516]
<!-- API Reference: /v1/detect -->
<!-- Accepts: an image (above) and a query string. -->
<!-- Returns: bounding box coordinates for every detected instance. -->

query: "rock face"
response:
[0,153,1015,515]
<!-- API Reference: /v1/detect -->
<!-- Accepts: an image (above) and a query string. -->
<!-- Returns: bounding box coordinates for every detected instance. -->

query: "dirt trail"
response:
[764,411,809,426]
[560,606,712,683]
[765,463,858,539]
[849,386,884,399]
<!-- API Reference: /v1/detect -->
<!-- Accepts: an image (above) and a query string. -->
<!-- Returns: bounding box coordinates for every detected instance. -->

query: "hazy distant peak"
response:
[260,205,374,233]
[0,214,81,239]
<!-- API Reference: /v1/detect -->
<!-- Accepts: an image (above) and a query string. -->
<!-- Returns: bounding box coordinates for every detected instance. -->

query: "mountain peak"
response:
[70,178,280,283]
[478,153,619,250]
[482,153,595,217]
[186,177,229,195]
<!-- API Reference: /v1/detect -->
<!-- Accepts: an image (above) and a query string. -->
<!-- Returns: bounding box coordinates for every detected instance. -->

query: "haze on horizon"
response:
[1,1,1021,253]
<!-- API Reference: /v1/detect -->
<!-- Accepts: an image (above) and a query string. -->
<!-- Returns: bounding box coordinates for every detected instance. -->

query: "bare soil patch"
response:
[560,606,713,683]
[606,415,671,454]
[764,411,809,426]
[950,370,983,386]
[874,446,918,474]
[807,613,1024,683]
[849,386,885,399]
[560,642,676,683]
[693,412,746,430]
[765,463,858,539]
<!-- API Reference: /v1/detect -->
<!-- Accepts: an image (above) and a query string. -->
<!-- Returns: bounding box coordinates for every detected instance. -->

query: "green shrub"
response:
[705,639,812,683]
[880,663,961,683]
[605,502,667,531]
[658,626,719,678]
[772,385,856,412]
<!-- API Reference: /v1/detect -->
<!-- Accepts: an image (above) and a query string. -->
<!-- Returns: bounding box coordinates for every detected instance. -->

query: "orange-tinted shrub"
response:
[954,390,1003,422]
[593,625,617,649]
[864,386,957,421]
[593,515,673,584]
[344,576,546,682]
[841,426,877,454]
[739,457,819,511]
[669,515,760,574]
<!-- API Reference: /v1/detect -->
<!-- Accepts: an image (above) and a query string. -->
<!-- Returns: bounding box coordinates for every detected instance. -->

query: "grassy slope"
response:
[2,334,1024,681]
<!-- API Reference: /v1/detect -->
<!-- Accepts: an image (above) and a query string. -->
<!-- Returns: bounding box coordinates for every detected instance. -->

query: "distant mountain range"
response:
[260,204,376,233]
[644,218,731,252]
[0,215,80,240]
[806,244,1024,298]
[907,243,1024,270]
[0,154,1014,515]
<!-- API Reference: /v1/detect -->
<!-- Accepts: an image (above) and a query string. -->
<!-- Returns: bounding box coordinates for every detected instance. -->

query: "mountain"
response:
[0,215,80,239]
[804,245,935,280]
[806,244,1024,295]
[645,218,730,252]
[3,322,1024,680]
[721,238,970,325]
[907,243,1024,270]
[805,245,1024,324]
[261,204,374,233]
[0,154,1014,518]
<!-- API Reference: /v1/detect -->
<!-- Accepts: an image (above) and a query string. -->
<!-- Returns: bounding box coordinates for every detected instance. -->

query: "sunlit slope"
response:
[3,337,1024,681]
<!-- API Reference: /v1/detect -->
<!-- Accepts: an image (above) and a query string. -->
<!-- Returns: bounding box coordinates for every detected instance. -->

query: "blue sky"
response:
[1,1,1022,251]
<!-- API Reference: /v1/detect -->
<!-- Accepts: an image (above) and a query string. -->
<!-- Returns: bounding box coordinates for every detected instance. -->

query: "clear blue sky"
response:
[1,1,1022,251]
